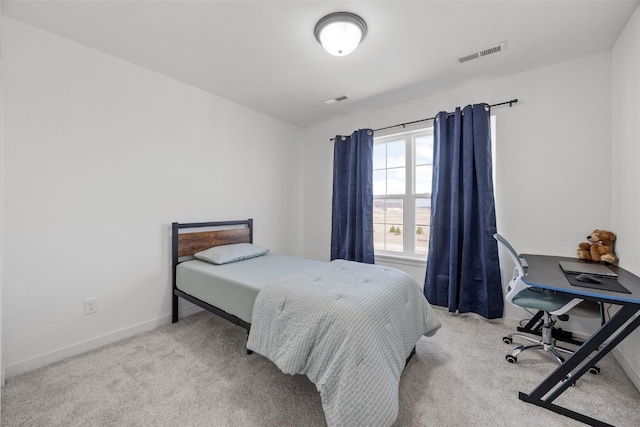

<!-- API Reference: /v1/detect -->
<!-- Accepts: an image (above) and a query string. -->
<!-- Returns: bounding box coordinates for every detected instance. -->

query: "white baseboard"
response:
[613,348,640,393]
[3,305,203,379]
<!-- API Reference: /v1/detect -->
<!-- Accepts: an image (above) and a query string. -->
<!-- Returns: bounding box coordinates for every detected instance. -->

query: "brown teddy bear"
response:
[577,229,618,264]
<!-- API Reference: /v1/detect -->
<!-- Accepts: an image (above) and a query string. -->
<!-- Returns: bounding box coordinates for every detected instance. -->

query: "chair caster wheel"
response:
[588,366,601,375]
[505,354,517,364]
[503,336,513,344]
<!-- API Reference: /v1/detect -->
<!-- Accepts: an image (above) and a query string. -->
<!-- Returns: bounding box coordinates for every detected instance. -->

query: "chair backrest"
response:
[493,233,529,305]
[494,233,525,278]
[493,233,587,315]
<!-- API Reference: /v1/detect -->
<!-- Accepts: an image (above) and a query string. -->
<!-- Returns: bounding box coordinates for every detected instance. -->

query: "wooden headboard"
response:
[170,219,254,325]
[171,219,253,262]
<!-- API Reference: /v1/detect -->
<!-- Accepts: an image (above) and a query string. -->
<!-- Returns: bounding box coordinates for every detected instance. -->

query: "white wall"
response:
[302,51,612,335]
[0,0,4,396]
[1,17,304,376]
[611,4,640,391]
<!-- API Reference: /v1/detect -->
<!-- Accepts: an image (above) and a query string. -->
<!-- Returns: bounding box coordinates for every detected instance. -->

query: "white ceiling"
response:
[3,0,639,127]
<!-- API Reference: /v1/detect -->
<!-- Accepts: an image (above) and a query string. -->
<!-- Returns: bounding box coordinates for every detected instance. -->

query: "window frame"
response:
[373,127,433,263]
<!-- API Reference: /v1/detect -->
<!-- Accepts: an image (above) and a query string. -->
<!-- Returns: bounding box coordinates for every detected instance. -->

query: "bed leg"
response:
[172,294,179,323]
[246,330,253,355]
[405,346,416,367]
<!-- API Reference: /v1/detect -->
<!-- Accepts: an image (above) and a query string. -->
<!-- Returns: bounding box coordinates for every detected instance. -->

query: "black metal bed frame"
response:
[171,219,253,331]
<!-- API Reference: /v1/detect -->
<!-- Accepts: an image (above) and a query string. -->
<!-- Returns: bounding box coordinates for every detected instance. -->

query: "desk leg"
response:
[519,304,640,426]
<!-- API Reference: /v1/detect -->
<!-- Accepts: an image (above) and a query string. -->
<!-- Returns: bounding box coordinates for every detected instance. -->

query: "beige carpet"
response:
[3,309,640,426]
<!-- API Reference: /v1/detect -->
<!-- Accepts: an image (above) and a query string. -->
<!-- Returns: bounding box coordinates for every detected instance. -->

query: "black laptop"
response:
[559,260,618,278]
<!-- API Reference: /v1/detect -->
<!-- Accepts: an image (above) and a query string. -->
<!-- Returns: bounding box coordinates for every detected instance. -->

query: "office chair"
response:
[494,233,602,373]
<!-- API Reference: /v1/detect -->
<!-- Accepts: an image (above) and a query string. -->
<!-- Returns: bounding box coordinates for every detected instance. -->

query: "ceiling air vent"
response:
[324,94,348,104]
[457,42,506,64]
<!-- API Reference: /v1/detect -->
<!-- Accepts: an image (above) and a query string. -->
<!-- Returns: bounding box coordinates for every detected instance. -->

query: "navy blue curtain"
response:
[331,129,375,264]
[424,104,503,319]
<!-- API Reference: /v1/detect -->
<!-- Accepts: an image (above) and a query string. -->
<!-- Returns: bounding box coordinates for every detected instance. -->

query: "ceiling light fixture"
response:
[314,12,367,57]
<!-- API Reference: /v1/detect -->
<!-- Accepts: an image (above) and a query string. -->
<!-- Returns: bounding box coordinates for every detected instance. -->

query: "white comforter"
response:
[247,259,441,427]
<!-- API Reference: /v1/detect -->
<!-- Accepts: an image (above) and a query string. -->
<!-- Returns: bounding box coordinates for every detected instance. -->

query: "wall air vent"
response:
[324,94,348,104]
[457,42,506,64]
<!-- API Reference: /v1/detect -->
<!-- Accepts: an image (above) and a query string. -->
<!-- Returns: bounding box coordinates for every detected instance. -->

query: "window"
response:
[373,116,496,261]
[373,128,433,260]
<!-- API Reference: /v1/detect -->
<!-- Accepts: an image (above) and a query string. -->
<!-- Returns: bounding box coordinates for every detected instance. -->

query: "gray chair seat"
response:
[512,288,601,318]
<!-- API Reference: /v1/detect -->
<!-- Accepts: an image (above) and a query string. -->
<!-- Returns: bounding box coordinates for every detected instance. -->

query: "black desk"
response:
[519,254,640,426]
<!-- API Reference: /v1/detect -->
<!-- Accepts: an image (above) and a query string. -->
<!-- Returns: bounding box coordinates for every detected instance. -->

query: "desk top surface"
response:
[521,254,640,305]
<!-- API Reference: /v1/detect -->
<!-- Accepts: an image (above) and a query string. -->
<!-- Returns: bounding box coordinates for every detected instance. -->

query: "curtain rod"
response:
[330,98,518,141]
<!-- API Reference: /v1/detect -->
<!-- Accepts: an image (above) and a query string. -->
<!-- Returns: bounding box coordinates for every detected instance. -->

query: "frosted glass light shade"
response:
[314,12,367,57]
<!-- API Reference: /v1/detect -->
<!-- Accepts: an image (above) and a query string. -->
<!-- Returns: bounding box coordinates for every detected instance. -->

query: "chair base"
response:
[503,333,574,365]
[503,314,601,375]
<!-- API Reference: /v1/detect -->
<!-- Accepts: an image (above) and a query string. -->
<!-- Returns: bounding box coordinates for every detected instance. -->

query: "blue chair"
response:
[494,233,601,371]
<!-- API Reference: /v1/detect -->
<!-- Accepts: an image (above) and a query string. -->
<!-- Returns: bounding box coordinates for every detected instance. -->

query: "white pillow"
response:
[194,243,269,265]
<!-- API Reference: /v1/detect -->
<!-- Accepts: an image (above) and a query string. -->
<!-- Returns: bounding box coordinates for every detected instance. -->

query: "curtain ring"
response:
[341,136,346,141]
[367,130,372,135]
[484,104,490,112]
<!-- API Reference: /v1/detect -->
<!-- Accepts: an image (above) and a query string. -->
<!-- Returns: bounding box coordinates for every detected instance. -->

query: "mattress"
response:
[176,253,324,323]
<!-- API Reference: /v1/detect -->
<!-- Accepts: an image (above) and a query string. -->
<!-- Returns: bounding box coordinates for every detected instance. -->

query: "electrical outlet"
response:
[84,298,98,315]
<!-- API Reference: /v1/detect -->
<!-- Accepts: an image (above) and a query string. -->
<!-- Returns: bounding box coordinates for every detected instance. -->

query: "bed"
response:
[171,219,441,427]
[171,219,323,328]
